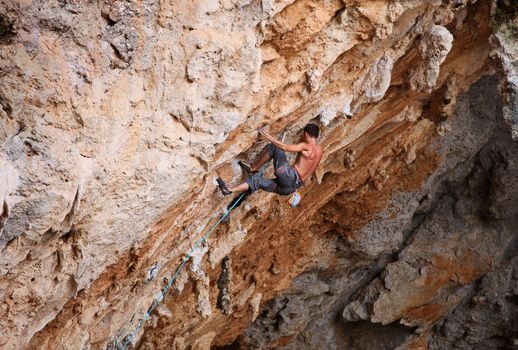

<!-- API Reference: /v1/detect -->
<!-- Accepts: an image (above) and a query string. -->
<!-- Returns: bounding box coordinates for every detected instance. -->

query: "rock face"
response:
[229,75,518,350]
[0,1,516,350]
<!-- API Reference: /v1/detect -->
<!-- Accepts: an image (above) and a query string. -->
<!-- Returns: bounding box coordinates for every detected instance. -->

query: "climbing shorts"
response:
[245,143,302,196]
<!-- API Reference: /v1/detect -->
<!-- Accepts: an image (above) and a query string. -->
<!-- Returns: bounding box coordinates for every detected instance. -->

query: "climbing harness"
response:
[118,162,270,350]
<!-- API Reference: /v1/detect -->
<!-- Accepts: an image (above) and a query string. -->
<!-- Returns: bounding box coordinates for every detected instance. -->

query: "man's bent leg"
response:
[245,175,279,193]
[267,143,289,171]
[251,143,289,172]
[218,175,281,195]
[250,146,273,172]
[228,182,250,193]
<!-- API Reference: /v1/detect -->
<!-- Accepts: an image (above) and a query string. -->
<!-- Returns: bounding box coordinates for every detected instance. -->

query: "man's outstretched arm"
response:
[258,128,307,153]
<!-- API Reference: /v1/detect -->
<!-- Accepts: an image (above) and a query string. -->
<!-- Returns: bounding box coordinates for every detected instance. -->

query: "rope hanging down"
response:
[119,162,269,350]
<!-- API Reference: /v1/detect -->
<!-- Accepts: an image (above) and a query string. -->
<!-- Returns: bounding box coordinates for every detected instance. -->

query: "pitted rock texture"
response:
[0,1,516,350]
[428,257,518,350]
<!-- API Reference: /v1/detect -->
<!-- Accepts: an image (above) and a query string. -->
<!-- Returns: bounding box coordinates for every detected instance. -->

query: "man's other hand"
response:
[258,127,272,141]
[258,127,268,137]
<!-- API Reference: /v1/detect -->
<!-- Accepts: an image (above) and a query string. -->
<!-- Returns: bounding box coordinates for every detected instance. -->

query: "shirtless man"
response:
[216,123,324,196]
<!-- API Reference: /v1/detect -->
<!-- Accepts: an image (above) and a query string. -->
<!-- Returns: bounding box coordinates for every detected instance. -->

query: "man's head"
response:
[303,123,320,141]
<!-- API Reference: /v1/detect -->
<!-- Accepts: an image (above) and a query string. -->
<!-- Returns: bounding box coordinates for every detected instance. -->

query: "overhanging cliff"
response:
[0,1,517,349]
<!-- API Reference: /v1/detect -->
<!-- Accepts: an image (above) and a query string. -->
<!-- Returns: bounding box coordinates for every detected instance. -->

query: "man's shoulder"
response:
[299,141,312,150]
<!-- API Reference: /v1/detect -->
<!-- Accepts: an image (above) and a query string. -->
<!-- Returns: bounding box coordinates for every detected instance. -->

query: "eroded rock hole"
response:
[59,230,74,243]
[101,14,117,27]
[0,13,15,45]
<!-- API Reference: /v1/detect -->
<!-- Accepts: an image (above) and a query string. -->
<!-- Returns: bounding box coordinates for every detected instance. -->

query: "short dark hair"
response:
[304,123,319,138]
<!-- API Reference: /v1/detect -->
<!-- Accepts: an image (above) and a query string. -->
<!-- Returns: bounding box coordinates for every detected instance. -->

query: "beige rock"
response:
[409,25,454,92]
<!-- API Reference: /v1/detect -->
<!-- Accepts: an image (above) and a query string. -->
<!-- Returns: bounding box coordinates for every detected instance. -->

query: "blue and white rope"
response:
[119,163,268,349]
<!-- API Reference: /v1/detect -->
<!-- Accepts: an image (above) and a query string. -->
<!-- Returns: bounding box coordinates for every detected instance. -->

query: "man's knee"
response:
[245,175,264,192]
[245,175,278,193]
[245,176,258,192]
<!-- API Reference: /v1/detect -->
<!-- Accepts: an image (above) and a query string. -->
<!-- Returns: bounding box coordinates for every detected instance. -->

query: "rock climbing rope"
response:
[118,162,270,350]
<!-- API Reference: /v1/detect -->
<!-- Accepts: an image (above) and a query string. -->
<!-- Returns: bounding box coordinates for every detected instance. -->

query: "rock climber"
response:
[216,123,324,197]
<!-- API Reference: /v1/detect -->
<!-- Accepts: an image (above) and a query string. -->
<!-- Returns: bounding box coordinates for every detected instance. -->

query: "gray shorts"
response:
[246,144,302,196]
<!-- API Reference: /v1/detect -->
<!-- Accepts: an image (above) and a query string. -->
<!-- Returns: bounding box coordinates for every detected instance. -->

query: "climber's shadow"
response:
[219,190,251,224]
[227,190,251,211]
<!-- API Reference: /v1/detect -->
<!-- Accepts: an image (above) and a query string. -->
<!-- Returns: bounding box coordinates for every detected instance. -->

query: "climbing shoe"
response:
[238,160,256,175]
[216,178,232,195]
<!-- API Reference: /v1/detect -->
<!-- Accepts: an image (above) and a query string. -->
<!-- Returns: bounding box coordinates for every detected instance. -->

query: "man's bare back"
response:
[293,143,324,182]
[257,125,324,183]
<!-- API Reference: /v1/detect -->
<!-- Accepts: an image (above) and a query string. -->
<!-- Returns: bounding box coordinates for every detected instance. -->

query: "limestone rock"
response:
[0,1,515,350]
[361,54,394,103]
[409,25,454,92]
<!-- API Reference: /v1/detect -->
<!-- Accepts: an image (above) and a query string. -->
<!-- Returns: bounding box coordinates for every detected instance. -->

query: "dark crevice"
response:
[60,186,80,230]
[59,229,74,243]
[0,13,15,45]
[494,0,518,27]
[23,141,39,156]
[101,14,117,27]
[12,121,26,137]
[0,200,9,232]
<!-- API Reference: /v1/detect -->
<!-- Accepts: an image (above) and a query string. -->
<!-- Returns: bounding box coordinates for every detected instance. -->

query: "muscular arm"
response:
[259,128,307,153]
